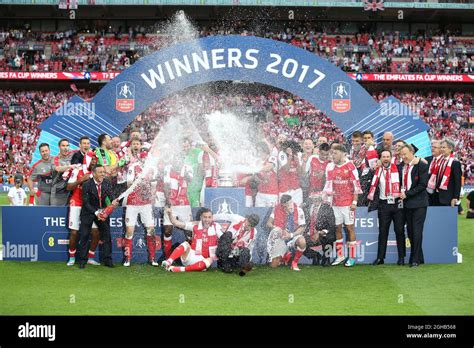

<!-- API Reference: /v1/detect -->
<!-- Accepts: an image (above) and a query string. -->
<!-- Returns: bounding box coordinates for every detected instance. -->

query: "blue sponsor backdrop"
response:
[1,205,457,264]
[32,35,431,164]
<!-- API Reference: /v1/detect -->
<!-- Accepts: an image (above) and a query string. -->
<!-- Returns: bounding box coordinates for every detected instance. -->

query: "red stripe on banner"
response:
[0,71,473,83]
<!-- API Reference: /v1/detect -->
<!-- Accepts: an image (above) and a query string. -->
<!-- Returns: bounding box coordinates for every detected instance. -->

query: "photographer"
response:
[303,193,336,266]
[215,213,260,276]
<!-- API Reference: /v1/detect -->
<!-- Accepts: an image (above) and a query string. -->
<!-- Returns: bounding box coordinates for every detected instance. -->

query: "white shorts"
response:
[266,228,300,260]
[281,188,303,206]
[255,192,278,207]
[125,204,155,227]
[163,205,193,226]
[333,206,355,225]
[155,192,165,208]
[68,206,98,231]
[245,195,253,207]
[181,248,207,267]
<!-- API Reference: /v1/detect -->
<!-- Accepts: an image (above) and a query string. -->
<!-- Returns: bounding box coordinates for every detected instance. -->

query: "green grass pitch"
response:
[0,193,472,315]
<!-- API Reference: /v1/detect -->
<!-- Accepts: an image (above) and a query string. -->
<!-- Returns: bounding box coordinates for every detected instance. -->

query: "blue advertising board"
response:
[1,205,458,264]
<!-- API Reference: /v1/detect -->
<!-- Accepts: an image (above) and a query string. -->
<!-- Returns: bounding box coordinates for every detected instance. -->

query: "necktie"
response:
[384,167,391,196]
[403,164,410,190]
[96,183,102,208]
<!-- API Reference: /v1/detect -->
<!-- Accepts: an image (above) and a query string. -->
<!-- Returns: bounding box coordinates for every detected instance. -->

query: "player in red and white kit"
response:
[306,143,331,198]
[350,131,378,206]
[123,140,158,267]
[162,157,194,260]
[66,152,100,266]
[278,141,303,206]
[255,144,279,207]
[236,172,254,207]
[323,143,362,267]
[161,207,223,272]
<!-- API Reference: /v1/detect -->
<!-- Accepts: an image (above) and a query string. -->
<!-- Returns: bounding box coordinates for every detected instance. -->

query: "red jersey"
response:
[325,161,362,206]
[68,168,90,206]
[236,173,253,196]
[278,153,301,193]
[306,155,330,194]
[126,161,154,206]
[257,156,278,195]
[200,151,218,188]
[164,164,192,206]
[187,221,223,260]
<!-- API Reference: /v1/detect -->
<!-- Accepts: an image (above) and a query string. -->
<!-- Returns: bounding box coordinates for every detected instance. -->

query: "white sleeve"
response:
[7,188,14,199]
[20,189,26,201]
[297,207,306,226]
[197,151,204,164]
[305,156,314,173]
[213,213,243,224]
[184,222,196,231]
[126,165,135,186]
[278,151,288,167]
[67,169,79,184]
[163,165,171,185]
[215,223,224,238]
[184,164,193,181]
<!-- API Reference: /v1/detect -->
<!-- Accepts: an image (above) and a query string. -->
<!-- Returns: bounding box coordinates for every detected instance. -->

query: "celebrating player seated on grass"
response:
[266,194,307,271]
[214,212,260,276]
[161,206,223,272]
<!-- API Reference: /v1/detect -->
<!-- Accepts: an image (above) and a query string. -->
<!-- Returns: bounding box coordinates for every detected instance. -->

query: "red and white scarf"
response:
[192,222,220,260]
[427,155,443,193]
[62,150,95,180]
[351,145,367,169]
[230,220,255,249]
[428,153,455,192]
[402,162,414,191]
[368,163,401,201]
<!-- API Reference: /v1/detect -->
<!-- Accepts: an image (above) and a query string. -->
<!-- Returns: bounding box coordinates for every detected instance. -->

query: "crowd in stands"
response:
[1,25,474,74]
[0,88,472,185]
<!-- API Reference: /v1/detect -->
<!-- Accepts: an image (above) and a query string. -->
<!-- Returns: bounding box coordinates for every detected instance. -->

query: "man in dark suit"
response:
[424,140,442,205]
[78,164,119,268]
[427,138,462,207]
[399,144,429,268]
[70,136,91,165]
[368,150,406,265]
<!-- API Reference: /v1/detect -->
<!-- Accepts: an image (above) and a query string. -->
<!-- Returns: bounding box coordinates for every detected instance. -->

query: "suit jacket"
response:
[398,160,429,209]
[70,151,85,165]
[425,155,434,168]
[437,159,462,205]
[309,203,336,245]
[80,177,115,223]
